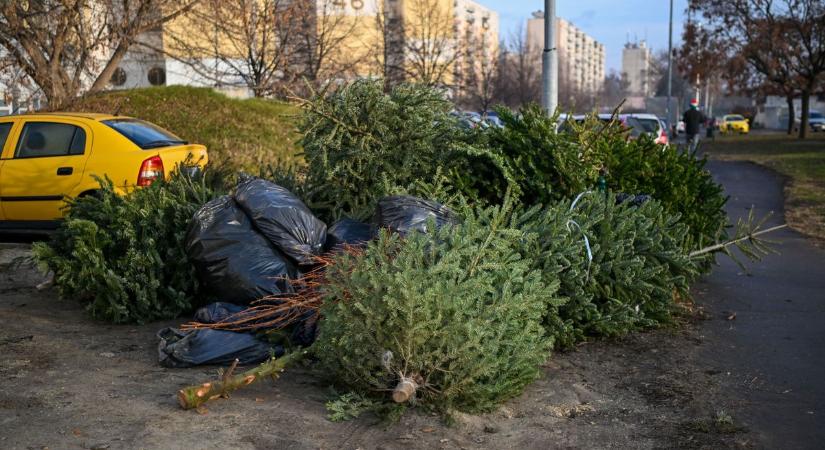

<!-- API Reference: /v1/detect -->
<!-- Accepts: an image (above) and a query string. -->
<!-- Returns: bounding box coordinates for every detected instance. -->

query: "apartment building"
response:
[452,0,500,95]
[526,12,605,95]
[108,0,497,97]
[621,40,652,97]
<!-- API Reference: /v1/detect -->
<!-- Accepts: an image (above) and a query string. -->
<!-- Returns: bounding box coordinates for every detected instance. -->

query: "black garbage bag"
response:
[157,327,282,368]
[374,195,458,235]
[193,302,247,324]
[615,193,652,207]
[324,218,377,251]
[186,196,297,305]
[234,177,327,265]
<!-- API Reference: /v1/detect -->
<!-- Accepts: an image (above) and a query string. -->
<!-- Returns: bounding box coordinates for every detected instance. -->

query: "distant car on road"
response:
[0,113,208,232]
[719,114,750,134]
[794,111,825,132]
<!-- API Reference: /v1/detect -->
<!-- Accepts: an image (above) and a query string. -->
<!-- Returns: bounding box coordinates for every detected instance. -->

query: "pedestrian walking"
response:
[683,100,705,151]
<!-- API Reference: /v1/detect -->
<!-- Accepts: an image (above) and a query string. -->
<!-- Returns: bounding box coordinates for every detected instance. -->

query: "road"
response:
[696,161,825,449]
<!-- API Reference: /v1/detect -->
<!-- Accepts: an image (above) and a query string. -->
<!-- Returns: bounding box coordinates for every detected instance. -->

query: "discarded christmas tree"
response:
[313,202,564,413]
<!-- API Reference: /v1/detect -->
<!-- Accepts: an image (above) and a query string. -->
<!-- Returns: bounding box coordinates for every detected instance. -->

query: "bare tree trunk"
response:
[786,94,795,135]
[798,90,810,139]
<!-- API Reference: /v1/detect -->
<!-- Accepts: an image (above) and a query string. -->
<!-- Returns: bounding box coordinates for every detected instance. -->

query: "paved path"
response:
[696,161,825,449]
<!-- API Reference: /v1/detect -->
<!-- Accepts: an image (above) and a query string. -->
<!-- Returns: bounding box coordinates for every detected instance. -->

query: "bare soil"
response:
[0,243,752,450]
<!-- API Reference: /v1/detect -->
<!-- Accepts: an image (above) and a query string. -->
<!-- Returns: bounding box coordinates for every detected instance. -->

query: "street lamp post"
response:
[541,0,557,115]
[666,0,674,135]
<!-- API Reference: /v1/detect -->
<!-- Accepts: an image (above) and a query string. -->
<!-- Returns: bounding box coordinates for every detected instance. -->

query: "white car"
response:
[795,111,825,132]
[620,113,669,145]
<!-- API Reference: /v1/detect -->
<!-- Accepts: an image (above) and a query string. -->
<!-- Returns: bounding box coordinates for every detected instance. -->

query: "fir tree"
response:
[313,202,562,414]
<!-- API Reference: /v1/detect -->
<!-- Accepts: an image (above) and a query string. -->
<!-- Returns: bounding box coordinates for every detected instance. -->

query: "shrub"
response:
[69,86,302,172]
[516,193,698,348]
[33,173,219,324]
[314,203,562,414]
[298,80,512,221]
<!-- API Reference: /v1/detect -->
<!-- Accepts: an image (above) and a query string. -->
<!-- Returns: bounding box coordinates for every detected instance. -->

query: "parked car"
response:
[794,111,825,132]
[556,113,667,144]
[0,113,208,231]
[482,111,504,127]
[620,113,669,145]
[718,114,750,134]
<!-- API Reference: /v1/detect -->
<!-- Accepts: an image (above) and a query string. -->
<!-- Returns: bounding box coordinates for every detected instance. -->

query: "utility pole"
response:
[541,0,557,115]
[665,0,674,133]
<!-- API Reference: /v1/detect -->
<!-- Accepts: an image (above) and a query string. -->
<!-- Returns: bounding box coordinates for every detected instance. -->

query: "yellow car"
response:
[719,114,750,134]
[0,113,207,231]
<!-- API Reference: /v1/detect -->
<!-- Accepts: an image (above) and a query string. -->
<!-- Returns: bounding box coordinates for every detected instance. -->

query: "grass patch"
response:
[69,86,302,171]
[703,132,825,243]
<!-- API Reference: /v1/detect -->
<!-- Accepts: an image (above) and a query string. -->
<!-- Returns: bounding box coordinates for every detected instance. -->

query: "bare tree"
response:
[600,70,630,109]
[690,0,825,138]
[402,0,458,87]
[0,0,198,109]
[290,0,364,92]
[496,24,541,108]
[455,36,501,113]
[160,0,298,97]
[368,0,406,91]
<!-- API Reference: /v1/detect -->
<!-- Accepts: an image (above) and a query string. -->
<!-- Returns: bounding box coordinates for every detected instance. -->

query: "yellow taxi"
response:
[719,114,750,134]
[0,113,207,231]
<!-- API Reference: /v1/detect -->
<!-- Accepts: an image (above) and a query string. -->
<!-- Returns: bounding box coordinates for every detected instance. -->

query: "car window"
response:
[726,115,745,121]
[0,122,12,151]
[15,122,86,158]
[810,112,824,119]
[103,118,186,149]
[635,118,660,133]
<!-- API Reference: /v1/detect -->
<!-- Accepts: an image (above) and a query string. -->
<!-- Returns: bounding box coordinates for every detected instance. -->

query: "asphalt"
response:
[695,160,825,449]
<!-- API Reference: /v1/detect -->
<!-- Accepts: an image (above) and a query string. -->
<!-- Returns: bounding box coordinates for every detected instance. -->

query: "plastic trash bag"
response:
[157,327,282,368]
[186,196,297,305]
[615,193,652,207]
[324,218,377,251]
[374,195,458,235]
[234,177,327,265]
[193,302,247,324]
[194,302,318,347]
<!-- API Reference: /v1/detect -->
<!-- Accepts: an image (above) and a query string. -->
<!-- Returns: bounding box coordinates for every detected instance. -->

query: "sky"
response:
[476,0,689,72]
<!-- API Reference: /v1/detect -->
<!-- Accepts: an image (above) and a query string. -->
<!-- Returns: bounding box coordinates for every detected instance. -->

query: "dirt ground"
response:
[0,243,752,450]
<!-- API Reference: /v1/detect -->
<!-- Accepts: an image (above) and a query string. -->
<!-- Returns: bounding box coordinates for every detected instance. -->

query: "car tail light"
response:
[656,129,668,145]
[137,155,164,186]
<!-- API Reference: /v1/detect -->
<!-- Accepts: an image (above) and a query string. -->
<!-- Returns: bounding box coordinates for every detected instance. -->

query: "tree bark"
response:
[798,90,810,139]
[177,351,305,410]
[786,94,795,135]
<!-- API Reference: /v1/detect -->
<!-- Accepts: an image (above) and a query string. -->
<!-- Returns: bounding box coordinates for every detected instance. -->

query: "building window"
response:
[110,68,127,86]
[148,67,166,86]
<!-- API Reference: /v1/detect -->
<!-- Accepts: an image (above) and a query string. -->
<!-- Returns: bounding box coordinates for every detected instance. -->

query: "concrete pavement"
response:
[695,161,825,449]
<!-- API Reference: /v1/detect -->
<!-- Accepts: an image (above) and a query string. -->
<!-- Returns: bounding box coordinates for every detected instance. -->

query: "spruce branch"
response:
[690,208,785,270]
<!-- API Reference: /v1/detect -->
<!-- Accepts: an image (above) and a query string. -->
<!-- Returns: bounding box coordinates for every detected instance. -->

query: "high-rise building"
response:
[452,0,500,98]
[621,40,652,97]
[113,0,497,97]
[526,12,605,95]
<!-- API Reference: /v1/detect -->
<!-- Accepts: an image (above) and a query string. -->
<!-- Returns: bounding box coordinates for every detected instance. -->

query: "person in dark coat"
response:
[683,101,705,150]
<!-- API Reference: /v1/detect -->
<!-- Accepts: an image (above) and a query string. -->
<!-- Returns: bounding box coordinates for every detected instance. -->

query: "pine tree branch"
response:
[689,224,787,257]
[177,351,306,410]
